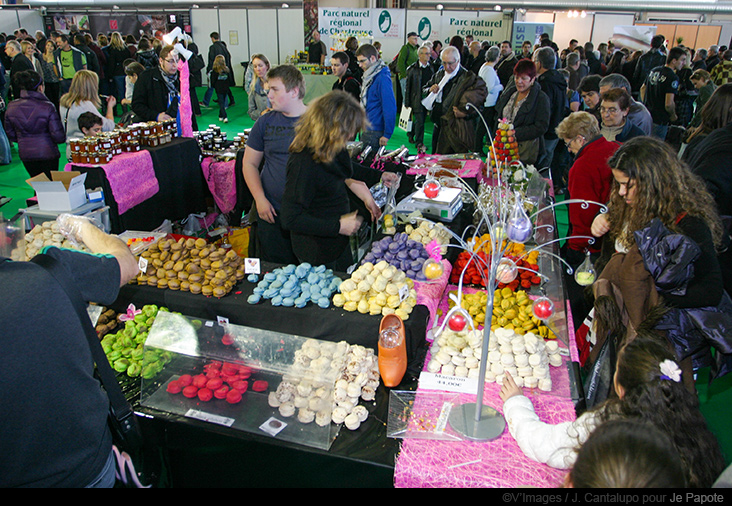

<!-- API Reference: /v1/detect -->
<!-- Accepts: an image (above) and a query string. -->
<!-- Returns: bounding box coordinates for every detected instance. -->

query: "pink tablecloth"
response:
[394,285,579,488]
[64,150,159,215]
[201,157,237,214]
[407,158,488,184]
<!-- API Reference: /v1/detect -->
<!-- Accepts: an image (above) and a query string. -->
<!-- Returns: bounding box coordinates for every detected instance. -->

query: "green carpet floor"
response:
[1,85,729,467]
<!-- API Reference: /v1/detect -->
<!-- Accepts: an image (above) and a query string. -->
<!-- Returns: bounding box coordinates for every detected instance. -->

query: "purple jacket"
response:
[5,90,65,161]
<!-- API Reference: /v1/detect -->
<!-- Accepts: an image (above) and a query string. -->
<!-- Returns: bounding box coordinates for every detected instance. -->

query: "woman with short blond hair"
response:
[557,111,619,328]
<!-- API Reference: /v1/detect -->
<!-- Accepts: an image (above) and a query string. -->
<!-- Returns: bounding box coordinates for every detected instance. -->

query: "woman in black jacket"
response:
[106,32,132,114]
[493,59,551,166]
[281,91,381,269]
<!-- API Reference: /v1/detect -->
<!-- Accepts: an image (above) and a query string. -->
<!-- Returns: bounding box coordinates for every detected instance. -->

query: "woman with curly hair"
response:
[591,136,725,309]
[280,90,381,269]
[589,137,732,386]
[500,334,725,488]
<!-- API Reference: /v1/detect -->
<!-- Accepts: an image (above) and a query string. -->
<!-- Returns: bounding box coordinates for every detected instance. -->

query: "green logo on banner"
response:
[418,17,431,40]
[378,10,392,34]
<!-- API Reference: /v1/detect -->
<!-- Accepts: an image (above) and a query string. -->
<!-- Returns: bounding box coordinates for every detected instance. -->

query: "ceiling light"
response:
[436,3,444,10]
[494,5,502,11]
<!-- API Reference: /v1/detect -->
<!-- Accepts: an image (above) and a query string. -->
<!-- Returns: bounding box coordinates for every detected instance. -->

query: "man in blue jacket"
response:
[355,43,396,150]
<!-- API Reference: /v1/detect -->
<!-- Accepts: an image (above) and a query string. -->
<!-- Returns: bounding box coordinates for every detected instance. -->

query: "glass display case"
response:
[139,311,344,451]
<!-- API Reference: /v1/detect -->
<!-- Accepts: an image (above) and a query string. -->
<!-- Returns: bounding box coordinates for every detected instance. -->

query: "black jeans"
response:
[256,214,298,265]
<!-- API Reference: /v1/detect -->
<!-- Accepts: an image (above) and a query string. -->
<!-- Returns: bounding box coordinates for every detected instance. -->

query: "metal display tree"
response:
[412,105,607,441]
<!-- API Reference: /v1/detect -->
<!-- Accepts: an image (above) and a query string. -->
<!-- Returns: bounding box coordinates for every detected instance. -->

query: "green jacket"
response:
[397,43,418,79]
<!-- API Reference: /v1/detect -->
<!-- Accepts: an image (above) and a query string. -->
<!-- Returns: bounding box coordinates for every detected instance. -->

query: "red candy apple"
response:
[532,297,555,321]
[448,312,468,332]
[424,181,440,199]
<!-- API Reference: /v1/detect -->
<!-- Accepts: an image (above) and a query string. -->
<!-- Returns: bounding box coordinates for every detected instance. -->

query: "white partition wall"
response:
[552,12,594,50]
[247,9,279,66]
[592,13,636,47]
[277,8,305,65]
[218,8,250,86]
[17,9,43,36]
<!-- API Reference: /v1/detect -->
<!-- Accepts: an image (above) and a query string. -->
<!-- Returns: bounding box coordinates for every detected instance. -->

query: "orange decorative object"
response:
[378,314,407,388]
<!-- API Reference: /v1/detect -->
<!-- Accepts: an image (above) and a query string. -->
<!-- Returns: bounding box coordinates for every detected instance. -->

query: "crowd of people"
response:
[0,25,213,178]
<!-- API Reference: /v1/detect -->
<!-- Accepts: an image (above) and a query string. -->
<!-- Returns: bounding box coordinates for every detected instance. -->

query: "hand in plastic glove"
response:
[56,214,90,244]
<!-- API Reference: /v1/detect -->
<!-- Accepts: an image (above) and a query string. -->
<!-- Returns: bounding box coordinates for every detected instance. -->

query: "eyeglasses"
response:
[163,58,178,64]
[600,106,620,114]
[442,60,458,65]
[356,58,368,65]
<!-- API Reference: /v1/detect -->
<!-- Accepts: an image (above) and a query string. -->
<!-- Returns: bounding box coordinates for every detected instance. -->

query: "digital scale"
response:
[395,186,463,222]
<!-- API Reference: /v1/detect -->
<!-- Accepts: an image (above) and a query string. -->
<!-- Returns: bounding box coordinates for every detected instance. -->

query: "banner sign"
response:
[512,22,554,53]
[440,11,507,46]
[406,11,508,47]
[318,7,405,41]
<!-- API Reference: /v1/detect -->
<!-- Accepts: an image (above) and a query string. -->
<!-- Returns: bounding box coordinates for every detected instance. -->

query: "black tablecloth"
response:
[113,262,429,375]
[133,374,414,487]
[112,261,430,488]
[74,138,209,234]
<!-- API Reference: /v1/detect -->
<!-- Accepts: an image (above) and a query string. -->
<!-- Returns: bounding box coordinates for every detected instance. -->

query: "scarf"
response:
[421,67,459,111]
[177,58,193,137]
[360,58,387,108]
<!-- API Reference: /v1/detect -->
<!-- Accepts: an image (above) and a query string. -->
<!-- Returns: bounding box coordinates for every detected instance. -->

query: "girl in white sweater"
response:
[499,333,725,488]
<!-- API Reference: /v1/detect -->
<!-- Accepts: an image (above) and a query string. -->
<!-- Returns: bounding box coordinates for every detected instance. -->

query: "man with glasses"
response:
[422,45,487,154]
[355,43,396,150]
[132,45,197,130]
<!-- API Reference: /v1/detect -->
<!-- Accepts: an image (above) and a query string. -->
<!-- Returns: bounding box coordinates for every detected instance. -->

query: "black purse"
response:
[30,254,144,454]
[581,333,617,411]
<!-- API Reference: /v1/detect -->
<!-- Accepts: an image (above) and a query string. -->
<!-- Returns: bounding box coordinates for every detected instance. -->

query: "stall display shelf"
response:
[392,175,582,488]
[140,311,343,451]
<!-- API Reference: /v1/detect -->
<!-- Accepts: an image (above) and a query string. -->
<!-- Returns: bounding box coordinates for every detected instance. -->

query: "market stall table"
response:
[67,137,209,234]
[109,260,451,487]
[393,294,579,488]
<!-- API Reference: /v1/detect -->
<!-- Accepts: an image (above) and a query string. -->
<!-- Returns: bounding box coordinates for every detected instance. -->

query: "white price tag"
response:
[244,257,261,274]
[185,409,235,427]
[205,320,214,327]
[418,371,478,394]
[138,256,148,272]
[259,417,288,437]
[217,315,229,326]
[398,283,409,303]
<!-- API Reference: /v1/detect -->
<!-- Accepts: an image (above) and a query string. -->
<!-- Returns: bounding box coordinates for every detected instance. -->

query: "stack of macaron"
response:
[247,263,342,309]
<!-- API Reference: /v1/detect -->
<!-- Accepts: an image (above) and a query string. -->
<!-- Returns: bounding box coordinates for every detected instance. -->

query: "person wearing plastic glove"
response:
[0,215,137,488]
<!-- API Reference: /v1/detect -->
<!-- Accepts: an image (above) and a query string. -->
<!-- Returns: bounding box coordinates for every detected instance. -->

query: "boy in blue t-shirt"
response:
[241,65,307,264]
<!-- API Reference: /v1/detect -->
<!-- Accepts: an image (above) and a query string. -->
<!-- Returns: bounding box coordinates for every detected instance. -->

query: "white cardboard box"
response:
[27,172,88,211]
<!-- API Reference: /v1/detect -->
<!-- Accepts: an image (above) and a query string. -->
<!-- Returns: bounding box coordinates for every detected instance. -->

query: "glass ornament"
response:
[505,197,533,243]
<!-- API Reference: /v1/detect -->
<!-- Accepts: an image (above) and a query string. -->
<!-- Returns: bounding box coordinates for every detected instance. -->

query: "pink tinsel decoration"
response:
[177,58,194,138]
